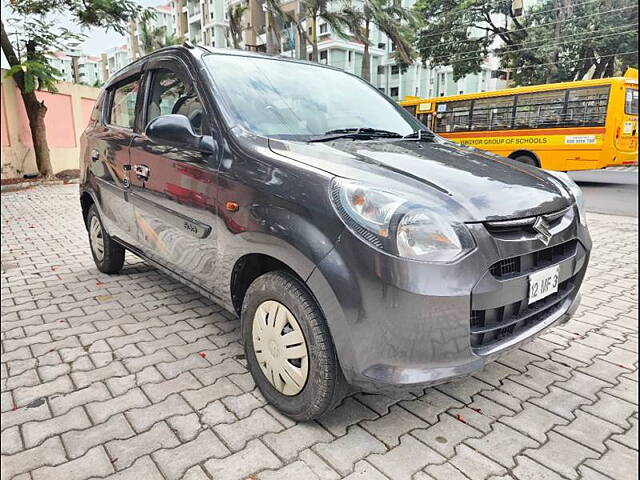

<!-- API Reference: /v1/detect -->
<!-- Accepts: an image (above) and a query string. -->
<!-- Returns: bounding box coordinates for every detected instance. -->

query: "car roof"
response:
[104,43,344,88]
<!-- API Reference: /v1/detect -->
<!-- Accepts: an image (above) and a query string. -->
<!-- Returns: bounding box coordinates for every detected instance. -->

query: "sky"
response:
[1,0,160,67]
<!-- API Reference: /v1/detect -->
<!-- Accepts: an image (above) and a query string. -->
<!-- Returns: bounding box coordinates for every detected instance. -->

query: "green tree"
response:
[139,15,181,55]
[413,0,638,85]
[227,3,248,50]
[1,0,145,177]
[499,0,638,85]
[264,0,351,62]
[332,0,416,82]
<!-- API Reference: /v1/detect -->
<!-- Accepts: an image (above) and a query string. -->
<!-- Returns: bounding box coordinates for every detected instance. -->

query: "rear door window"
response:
[109,77,140,129]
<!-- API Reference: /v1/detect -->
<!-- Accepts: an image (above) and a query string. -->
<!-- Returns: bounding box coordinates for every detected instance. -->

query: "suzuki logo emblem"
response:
[533,217,552,245]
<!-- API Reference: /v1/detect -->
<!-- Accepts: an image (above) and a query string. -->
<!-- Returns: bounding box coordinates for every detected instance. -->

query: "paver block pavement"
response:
[1,184,638,479]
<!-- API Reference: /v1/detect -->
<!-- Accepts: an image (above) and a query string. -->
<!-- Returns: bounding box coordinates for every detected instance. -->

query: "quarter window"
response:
[146,70,207,135]
[109,77,140,128]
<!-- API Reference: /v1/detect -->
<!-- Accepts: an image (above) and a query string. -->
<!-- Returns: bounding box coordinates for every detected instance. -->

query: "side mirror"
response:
[145,114,217,154]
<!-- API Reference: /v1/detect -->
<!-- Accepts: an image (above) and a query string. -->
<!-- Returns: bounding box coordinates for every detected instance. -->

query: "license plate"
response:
[528,265,560,305]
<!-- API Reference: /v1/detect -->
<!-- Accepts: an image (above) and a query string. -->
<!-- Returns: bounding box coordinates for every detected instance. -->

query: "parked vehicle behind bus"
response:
[400,68,638,170]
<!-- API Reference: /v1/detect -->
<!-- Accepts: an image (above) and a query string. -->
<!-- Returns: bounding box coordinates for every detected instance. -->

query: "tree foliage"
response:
[333,0,416,79]
[414,0,638,84]
[499,0,638,84]
[226,3,248,50]
[4,60,61,93]
[1,0,148,177]
[139,16,181,54]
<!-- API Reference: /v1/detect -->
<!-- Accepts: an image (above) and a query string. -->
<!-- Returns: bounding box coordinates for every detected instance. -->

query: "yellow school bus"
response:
[400,68,638,170]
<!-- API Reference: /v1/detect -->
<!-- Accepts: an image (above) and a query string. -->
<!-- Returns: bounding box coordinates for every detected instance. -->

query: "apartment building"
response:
[46,51,103,86]
[100,0,507,98]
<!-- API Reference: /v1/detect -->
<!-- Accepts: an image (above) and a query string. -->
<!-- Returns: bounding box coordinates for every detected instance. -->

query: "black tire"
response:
[512,154,539,167]
[241,271,348,421]
[86,204,125,274]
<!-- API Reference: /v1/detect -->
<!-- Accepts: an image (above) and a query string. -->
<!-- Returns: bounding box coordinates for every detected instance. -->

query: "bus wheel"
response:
[511,153,539,167]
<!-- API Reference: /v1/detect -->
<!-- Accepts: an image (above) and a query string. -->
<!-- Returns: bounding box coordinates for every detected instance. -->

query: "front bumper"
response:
[307,207,591,394]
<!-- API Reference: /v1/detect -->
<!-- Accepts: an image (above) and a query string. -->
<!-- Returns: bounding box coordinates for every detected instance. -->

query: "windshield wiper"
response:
[308,127,404,143]
[402,129,436,140]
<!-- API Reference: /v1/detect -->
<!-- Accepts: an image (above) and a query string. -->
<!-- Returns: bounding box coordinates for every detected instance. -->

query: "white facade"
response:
[45,52,103,86]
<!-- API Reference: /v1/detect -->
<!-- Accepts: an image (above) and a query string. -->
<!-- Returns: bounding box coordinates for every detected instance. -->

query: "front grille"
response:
[470,279,574,352]
[490,240,577,279]
[484,207,572,239]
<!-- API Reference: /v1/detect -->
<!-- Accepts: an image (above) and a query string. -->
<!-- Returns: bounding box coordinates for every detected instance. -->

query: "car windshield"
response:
[203,53,422,140]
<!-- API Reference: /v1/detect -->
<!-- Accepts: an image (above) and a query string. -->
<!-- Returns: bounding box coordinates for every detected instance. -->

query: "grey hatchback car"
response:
[80,45,591,420]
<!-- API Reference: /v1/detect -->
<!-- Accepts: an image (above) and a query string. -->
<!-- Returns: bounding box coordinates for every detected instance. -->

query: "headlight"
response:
[545,171,587,226]
[331,178,475,262]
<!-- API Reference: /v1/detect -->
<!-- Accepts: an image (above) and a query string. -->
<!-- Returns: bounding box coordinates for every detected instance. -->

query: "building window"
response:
[377,65,385,75]
[390,87,399,97]
[391,65,400,75]
[319,23,328,34]
[348,51,353,62]
[491,70,508,80]
[308,53,313,61]
[377,42,386,49]
[319,50,328,63]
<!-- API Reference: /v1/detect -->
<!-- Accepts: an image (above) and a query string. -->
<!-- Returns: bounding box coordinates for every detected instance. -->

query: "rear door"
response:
[128,56,220,287]
[618,86,638,153]
[87,73,141,246]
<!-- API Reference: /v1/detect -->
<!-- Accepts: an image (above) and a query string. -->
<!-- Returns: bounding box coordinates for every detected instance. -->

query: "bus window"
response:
[417,113,432,128]
[434,100,472,132]
[625,88,639,115]
[566,86,609,126]
[471,96,515,130]
[514,90,565,129]
[402,105,416,115]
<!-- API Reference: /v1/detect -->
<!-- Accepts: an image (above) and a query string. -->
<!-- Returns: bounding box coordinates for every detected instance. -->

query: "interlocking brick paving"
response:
[1,184,637,479]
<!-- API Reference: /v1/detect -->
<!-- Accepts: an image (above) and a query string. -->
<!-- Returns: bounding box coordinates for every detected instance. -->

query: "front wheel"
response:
[241,271,347,421]
[87,205,125,274]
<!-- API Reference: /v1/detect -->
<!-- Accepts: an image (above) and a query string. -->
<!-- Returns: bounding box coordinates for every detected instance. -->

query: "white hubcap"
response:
[90,216,105,261]
[252,300,309,396]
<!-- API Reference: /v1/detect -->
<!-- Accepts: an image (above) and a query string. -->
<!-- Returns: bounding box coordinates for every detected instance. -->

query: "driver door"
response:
[128,58,220,287]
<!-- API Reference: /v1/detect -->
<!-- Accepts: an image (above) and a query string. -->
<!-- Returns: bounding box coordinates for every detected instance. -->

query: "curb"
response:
[0,178,79,192]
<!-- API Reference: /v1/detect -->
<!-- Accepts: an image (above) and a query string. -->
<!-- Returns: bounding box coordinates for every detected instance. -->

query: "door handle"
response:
[90,149,100,162]
[133,164,150,181]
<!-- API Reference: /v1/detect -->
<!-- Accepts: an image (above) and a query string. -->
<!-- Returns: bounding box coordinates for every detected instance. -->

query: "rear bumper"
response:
[307,207,591,394]
[607,149,638,167]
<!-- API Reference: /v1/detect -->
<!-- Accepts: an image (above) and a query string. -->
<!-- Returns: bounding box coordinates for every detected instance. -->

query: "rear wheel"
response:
[512,153,539,167]
[87,205,125,274]
[241,271,347,421]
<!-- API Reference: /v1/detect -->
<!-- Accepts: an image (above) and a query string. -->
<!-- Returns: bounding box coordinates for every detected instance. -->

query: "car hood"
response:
[268,136,571,222]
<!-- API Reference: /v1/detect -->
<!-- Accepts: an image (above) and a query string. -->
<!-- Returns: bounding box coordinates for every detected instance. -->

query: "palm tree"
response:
[139,21,180,55]
[335,0,415,82]
[264,0,349,61]
[227,3,248,49]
